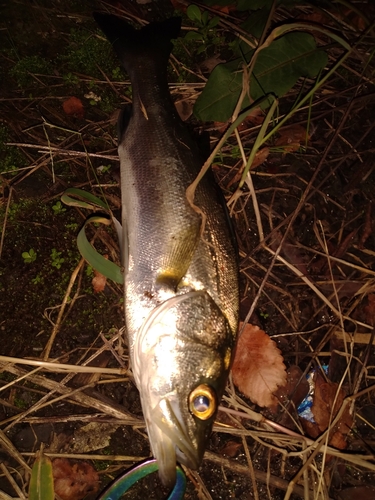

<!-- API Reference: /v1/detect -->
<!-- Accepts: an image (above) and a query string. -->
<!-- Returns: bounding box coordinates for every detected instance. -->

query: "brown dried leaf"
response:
[338,485,375,500]
[332,229,358,259]
[92,255,108,293]
[213,121,228,133]
[251,147,270,169]
[310,372,353,449]
[219,440,242,458]
[274,365,309,408]
[199,55,225,73]
[270,231,309,277]
[62,96,84,119]
[275,124,309,153]
[52,458,99,500]
[232,324,287,408]
[227,147,270,189]
[175,99,195,121]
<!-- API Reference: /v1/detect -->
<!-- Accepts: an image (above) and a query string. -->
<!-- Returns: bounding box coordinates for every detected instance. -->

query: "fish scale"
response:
[94,13,239,487]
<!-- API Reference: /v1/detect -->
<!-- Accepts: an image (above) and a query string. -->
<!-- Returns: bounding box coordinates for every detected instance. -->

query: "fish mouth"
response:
[147,396,200,487]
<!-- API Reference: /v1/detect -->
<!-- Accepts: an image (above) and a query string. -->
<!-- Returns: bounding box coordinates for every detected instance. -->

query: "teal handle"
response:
[97,459,186,500]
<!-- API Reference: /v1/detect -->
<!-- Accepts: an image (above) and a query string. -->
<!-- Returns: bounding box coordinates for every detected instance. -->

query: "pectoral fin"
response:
[156,220,201,290]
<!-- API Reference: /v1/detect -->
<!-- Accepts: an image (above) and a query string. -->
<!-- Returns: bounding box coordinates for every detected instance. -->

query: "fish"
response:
[94,13,239,487]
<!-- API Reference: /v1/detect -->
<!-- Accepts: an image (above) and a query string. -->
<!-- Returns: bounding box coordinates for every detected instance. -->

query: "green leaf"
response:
[22,249,37,263]
[186,5,202,23]
[61,188,109,211]
[208,16,220,29]
[194,32,328,122]
[77,215,123,284]
[240,8,270,39]
[184,31,204,42]
[194,62,242,122]
[29,451,54,500]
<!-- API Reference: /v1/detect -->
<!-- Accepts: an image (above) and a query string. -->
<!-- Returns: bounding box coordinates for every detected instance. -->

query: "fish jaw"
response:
[132,291,234,487]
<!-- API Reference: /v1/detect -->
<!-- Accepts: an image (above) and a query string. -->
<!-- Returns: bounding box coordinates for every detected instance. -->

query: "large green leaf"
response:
[194,32,328,122]
[240,8,270,38]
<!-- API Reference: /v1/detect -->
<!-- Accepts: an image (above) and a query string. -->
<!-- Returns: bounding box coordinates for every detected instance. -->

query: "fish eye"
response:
[189,385,217,420]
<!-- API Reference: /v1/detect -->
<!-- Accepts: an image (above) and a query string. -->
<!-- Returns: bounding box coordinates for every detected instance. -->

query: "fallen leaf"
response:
[175,98,196,121]
[339,8,367,31]
[170,0,187,11]
[338,486,375,500]
[62,97,84,119]
[92,255,108,293]
[199,55,225,73]
[310,372,353,449]
[219,440,242,458]
[275,124,309,153]
[213,121,228,133]
[227,148,270,188]
[274,365,309,408]
[70,422,118,453]
[251,147,270,169]
[270,230,309,277]
[332,229,358,260]
[232,324,287,408]
[52,458,99,500]
[92,270,107,293]
[297,11,331,25]
[212,108,264,135]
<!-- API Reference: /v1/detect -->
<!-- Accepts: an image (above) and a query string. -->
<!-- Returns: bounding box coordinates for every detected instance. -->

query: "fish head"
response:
[132,290,234,487]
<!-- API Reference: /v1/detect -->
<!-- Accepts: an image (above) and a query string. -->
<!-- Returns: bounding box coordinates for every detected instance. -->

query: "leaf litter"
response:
[232,324,287,409]
[1,0,375,499]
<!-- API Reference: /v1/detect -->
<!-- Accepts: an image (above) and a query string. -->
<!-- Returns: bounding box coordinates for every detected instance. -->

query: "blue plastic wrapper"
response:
[297,365,328,423]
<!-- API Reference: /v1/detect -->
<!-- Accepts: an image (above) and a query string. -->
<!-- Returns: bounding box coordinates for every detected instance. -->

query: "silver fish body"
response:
[94,13,239,487]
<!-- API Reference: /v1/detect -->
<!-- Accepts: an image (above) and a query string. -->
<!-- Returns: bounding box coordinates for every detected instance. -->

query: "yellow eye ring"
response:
[189,384,217,420]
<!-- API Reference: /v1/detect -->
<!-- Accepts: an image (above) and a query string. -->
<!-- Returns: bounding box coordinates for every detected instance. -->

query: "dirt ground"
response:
[1,1,375,499]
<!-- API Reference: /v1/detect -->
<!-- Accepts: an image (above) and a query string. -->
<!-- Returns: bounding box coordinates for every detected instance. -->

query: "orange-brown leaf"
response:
[92,270,107,293]
[219,440,242,458]
[62,97,84,119]
[275,124,309,153]
[232,324,287,408]
[251,147,270,169]
[310,372,353,449]
[92,255,108,293]
[52,458,99,500]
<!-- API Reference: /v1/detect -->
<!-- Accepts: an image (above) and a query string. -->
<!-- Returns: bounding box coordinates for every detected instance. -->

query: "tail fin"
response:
[93,13,181,73]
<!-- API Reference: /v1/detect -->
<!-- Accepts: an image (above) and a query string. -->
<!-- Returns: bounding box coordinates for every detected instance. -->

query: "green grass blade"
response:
[61,188,109,211]
[77,215,123,284]
[29,451,54,500]
[239,96,278,188]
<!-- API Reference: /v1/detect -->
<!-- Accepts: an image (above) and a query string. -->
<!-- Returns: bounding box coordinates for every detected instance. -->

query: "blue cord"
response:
[97,458,186,500]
